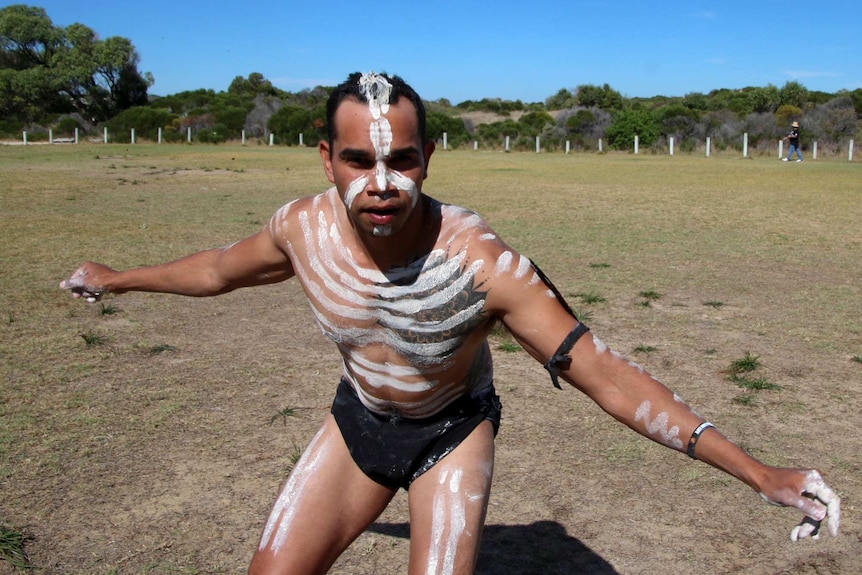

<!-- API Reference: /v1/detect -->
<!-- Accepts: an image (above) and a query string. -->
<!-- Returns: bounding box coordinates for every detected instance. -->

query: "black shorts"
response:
[330,378,502,490]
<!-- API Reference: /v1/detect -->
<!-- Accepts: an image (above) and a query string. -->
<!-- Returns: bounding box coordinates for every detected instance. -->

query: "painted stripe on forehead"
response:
[358,72,392,118]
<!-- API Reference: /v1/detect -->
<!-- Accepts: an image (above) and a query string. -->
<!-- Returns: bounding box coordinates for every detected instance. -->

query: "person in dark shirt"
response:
[783,121,803,162]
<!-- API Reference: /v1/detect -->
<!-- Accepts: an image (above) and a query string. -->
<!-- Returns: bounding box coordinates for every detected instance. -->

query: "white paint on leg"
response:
[258,427,331,553]
[427,467,468,575]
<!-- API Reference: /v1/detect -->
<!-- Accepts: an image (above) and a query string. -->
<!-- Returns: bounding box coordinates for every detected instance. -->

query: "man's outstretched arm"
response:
[60,227,293,301]
[559,331,840,541]
[490,259,840,542]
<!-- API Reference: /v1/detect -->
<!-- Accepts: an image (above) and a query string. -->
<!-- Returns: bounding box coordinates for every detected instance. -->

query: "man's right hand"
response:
[60,263,119,303]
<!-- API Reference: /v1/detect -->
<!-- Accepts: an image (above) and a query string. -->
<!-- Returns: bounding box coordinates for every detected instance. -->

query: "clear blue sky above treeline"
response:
[10,1,861,104]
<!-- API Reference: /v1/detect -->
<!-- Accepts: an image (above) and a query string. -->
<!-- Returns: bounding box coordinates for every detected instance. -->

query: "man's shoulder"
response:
[269,188,338,235]
[432,199,517,260]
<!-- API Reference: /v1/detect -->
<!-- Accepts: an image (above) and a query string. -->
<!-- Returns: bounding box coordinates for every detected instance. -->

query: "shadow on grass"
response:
[369,520,620,574]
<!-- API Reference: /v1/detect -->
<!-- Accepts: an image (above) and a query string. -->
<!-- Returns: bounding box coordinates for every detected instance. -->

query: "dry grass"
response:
[1,143,860,574]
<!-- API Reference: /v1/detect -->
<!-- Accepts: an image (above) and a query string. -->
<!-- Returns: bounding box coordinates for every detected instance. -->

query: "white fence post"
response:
[187,127,192,143]
[22,131,27,145]
[242,130,246,145]
[535,136,540,153]
[812,141,817,160]
[158,127,163,144]
[706,137,711,157]
[299,133,304,146]
[443,132,448,150]
[49,129,53,144]
[505,136,510,152]
[778,140,783,159]
[850,139,855,162]
[598,138,603,153]
[634,135,639,154]
[75,128,79,144]
[473,141,478,151]
[269,133,274,146]
[669,136,674,156]
[104,127,109,144]
[565,141,570,154]
[743,133,748,157]
[131,128,136,144]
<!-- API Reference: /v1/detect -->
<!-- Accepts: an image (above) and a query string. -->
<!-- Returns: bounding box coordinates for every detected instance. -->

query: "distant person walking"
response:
[783,121,803,162]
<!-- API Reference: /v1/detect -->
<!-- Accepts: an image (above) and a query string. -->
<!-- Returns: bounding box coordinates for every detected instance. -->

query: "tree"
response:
[606,107,659,150]
[748,85,780,113]
[779,81,808,109]
[0,4,151,123]
[575,83,624,111]
[545,88,576,110]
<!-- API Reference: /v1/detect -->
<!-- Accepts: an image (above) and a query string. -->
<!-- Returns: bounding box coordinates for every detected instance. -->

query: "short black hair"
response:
[325,72,426,150]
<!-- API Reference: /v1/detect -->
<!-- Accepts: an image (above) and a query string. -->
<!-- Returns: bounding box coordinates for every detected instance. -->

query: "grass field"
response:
[1,144,860,574]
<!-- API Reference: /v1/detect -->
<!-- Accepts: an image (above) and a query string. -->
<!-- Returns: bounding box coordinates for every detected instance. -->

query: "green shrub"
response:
[607,107,660,149]
[104,106,177,142]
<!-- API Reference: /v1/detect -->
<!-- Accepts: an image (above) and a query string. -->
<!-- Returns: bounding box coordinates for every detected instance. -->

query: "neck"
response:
[358,195,432,271]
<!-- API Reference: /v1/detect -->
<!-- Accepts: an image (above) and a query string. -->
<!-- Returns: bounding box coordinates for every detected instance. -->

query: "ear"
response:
[319,140,336,183]
[422,139,436,180]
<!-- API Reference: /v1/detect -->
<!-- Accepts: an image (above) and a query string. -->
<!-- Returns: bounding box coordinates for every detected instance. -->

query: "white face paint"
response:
[342,72,420,220]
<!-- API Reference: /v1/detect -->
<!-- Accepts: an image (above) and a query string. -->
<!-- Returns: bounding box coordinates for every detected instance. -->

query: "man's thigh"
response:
[249,415,396,575]
[406,420,496,575]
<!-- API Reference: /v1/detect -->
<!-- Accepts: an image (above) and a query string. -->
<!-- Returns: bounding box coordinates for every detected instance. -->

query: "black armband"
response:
[544,322,590,389]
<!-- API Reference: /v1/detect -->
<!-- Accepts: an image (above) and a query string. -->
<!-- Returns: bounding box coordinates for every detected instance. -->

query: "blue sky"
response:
[10,1,861,103]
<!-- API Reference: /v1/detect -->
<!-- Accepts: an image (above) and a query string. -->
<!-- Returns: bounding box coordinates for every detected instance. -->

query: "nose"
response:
[369,161,394,195]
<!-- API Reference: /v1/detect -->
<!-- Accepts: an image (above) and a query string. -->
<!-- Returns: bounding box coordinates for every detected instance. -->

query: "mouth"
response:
[364,205,399,225]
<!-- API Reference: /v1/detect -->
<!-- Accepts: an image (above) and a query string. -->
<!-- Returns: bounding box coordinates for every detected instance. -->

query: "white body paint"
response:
[426,461,492,575]
[258,427,330,553]
[634,400,684,449]
[270,194,541,419]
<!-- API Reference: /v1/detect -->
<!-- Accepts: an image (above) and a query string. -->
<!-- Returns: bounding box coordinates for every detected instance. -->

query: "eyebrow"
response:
[338,146,421,162]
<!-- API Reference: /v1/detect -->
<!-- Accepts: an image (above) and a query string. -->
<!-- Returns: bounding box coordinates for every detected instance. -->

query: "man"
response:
[62,72,839,575]
[783,121,803,162]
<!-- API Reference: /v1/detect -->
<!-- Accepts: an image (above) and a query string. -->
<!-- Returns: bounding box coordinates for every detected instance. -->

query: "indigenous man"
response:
[61,72,840,575]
